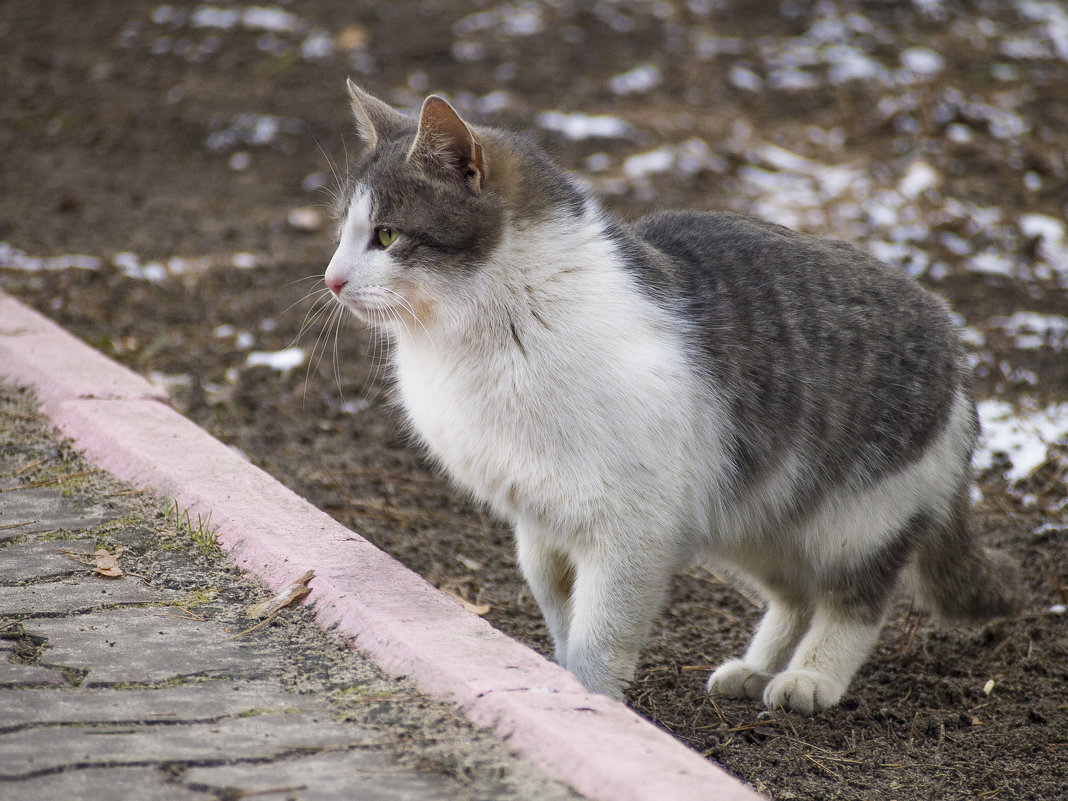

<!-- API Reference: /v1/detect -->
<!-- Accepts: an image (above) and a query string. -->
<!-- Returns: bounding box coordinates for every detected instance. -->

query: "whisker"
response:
[309,303,340,379]
[286,273,328,289]
[292,293,336,349]
[313,132,349,220]
[302,300,339,408]
[331,301,347,399]
[289,287,332,325]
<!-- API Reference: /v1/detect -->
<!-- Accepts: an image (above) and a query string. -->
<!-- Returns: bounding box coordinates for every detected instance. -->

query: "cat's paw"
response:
[706,660,772,700]
[763,669,845,715]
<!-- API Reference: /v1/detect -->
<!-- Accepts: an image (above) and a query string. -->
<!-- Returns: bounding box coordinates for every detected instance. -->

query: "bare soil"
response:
[2,2,1065,799]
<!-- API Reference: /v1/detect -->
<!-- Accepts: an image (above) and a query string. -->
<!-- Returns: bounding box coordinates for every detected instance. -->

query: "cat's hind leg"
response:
[762,604,883,715]
[707,597,811,700]
[762,514,922,714]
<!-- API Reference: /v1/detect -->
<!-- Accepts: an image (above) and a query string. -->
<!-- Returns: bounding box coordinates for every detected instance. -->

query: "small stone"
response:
[287,207,324,232]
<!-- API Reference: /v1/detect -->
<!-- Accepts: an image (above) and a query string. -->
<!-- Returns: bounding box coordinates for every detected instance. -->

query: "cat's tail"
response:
[910,493,1022,622]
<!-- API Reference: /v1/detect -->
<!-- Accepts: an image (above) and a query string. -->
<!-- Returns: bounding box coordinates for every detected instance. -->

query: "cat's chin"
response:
[333,296,379,324]
[342,303,375,323]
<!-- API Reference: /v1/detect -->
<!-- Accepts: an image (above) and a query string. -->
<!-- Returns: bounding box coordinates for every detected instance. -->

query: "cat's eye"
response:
[375,227,398,249]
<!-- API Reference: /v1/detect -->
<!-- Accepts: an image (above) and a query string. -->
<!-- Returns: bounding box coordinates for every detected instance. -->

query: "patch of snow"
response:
[729,64,763,91]
[340,398,371,415]
[623,146,676,179]
[535,111,630,140]
[945,123,974,143]
[1016,0,1068,60]
[617,139,724,182]
[147,371,191,395]
[454,2,544,38]
[988,311,1068,350]
[898,161,939,198]
[246,346,305,373]
[0,242,101,272]
[609,64,662,95]
[900,46,945,74]
[300,30,334,61]
[969,250,1016,277]
[693,33,746,59]
[191,6,240,30]
[1016,214,1068,275]
[206,113,303,152]
[767,67,820,90]
[242,6,299,34]
[823,44,889,84]
[976,399,1068,481]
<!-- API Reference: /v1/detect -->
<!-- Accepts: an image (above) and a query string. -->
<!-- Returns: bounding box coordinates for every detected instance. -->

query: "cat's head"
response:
[324,82,586,334]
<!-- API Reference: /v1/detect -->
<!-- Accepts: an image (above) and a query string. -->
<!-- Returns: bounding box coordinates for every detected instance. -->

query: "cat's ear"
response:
[346,79,409,150]
[408,95,486,192]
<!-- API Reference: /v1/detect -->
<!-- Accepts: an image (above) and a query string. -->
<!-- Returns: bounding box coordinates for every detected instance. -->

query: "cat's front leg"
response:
[564,543,679,699]
[707,597,812,700]
[515,522,575,668]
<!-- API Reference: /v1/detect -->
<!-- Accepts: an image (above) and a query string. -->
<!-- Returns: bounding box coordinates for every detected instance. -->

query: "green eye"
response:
[375,227,398,248]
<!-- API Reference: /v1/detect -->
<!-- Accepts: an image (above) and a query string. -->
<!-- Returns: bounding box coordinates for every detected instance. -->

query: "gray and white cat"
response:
[324,82,1019,714]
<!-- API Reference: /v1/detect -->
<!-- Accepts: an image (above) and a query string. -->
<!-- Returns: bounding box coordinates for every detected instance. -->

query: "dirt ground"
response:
[2,1,1066,799]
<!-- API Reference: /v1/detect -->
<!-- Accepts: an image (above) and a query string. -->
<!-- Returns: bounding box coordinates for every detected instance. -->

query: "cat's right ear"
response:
[346,79,409,150]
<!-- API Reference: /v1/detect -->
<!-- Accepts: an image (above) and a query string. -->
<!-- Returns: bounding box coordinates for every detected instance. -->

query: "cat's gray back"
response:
[623,210,969,496]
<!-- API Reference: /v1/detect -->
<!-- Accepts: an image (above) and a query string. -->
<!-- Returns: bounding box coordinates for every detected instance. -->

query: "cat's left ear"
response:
[408,96,486,192]
[347,79,409,150]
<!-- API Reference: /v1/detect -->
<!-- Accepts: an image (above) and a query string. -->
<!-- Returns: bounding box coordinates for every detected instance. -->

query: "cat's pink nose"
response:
[326,276,347,295]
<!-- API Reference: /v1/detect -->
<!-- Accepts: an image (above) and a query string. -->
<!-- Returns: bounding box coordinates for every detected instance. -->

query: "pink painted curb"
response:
[0,290,763,801]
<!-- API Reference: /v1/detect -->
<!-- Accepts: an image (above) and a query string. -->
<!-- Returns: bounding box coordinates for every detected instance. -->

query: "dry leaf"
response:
[246,570,314,619]
[456,554,484,571]
[92,546,125,578]
[442,587,491,616]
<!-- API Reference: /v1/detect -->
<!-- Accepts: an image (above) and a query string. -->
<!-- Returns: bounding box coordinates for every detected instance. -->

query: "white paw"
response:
[763,669,845,715]
[706,660,772,700]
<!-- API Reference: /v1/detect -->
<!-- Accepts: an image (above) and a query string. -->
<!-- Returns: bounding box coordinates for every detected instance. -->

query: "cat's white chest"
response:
[390,264,724,536]
[392,333,561,515]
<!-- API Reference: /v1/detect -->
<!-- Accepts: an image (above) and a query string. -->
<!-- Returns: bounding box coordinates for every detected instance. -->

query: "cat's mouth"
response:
[335,285,425,328]
[334,292,386,324]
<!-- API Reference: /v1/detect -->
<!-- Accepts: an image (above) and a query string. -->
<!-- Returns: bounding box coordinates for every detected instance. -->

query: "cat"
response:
[323,81,1020,714]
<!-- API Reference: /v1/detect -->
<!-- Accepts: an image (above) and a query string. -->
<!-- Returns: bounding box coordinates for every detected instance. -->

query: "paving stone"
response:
[0,538,96,583]
[0,640,68,687]
[0,680,324,728]
[0,486,115,540]
[0,577,183,615]
[0,714,381,778]
[22,607,280,684]
[0,766,214,801]
[184,750,460,801]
